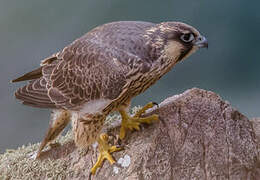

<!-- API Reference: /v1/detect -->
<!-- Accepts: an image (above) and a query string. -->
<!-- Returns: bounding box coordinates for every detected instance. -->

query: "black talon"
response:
[152,102,159,108]
[117,138,122,146]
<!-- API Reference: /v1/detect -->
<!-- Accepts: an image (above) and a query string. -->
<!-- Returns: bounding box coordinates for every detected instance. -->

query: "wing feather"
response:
[15,78,57,108]
[13,21,155,109]
[43,41,129,109]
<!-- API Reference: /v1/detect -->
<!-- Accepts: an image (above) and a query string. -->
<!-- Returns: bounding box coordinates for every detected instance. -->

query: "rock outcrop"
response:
[1,88,259,180]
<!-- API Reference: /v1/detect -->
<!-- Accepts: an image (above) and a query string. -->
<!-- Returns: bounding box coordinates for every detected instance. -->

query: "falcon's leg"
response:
[91,133,122,174]
[36,110,71,158]
[119,102,159,139]
[72,113,121,175]
[72,113,105,149]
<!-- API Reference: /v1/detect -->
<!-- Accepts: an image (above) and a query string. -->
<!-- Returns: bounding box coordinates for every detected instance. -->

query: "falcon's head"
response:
[146,22,208,63]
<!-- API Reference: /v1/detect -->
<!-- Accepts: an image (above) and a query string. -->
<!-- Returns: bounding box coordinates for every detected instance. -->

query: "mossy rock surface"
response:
[1,89,260,180]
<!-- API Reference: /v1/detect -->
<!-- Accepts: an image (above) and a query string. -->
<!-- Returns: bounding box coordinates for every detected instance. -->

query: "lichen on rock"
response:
[1,88,260,180]
[0,131,73,179]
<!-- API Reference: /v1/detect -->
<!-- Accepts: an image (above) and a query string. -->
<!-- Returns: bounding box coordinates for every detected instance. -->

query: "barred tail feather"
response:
[15,78,56,108]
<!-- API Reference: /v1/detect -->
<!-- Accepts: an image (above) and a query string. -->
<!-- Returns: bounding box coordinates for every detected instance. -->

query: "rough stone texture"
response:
[251,118,260,147]
[1,88,259,180]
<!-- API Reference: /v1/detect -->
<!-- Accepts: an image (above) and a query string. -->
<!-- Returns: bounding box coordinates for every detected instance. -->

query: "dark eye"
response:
[180,33,195,43]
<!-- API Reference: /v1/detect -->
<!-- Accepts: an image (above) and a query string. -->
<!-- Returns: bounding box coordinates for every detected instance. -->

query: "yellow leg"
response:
[119,102,159,139]
[91,133,122,175]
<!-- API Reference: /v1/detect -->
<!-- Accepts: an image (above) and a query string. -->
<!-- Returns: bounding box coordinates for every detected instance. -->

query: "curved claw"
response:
[133,102,158,118]
[152,102,159,108]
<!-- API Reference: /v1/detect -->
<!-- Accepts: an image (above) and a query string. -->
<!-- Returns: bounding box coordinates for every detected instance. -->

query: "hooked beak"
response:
[194,35,208,49]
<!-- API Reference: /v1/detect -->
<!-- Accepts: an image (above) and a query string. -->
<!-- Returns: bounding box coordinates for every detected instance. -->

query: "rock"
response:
[251,118,260,146]
[0,88,259,180]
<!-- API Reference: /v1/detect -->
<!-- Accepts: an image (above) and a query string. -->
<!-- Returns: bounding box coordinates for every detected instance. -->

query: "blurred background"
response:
[1,0,259,152]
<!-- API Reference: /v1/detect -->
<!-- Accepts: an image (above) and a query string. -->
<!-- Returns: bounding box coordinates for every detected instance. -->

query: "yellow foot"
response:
[91,133,122,175]
[119,102,159,139]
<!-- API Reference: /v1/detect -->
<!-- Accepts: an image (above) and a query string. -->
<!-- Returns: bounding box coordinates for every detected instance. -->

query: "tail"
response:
[11,55,57,83]
[12,55,59,108]
[15,78,56,108]
[11,67,43,83]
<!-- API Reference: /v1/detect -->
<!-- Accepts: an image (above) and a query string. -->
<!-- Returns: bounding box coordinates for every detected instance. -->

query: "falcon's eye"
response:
[180,33,194,43]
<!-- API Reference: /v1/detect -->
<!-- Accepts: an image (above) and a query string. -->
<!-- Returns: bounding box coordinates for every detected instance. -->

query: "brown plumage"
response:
[12,21,208,169]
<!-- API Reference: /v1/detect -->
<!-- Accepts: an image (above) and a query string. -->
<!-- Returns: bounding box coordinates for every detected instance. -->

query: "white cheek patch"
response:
[165,40,199,62]
[164,41,182,63]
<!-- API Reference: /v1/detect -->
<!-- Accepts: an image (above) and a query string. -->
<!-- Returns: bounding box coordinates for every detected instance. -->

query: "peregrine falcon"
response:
[12,21,208,174]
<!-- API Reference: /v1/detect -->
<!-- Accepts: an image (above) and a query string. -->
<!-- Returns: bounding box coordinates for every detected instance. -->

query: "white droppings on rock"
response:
[118,155,131,168]
[28,151,37,160]
[183,122,188,128]
[113,166,119,174]
[92,142,98,149]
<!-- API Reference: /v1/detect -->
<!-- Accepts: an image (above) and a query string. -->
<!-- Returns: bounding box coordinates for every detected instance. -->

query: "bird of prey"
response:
[12,21,208,174]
